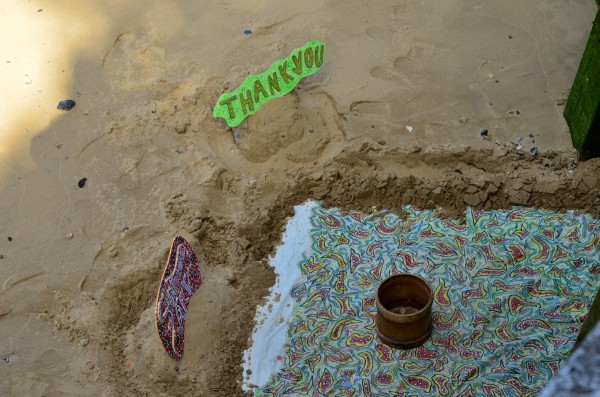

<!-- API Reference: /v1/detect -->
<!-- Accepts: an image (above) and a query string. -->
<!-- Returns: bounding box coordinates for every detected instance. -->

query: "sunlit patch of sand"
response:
[0,2,109,176]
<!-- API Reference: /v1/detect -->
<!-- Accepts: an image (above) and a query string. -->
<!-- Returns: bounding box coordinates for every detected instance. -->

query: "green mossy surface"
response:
[565,11,600,160]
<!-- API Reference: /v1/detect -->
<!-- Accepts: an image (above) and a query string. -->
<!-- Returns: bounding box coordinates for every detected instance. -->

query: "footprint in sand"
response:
[392,2,442,26]
[365,0,443,87]
[349,101,390,118]
[238,91,344,164]
[370,44,439,87]
[365,26,406,47]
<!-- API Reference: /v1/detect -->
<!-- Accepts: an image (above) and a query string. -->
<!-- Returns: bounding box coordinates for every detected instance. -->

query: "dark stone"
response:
[78,178,87,188]
[57,99,76,111]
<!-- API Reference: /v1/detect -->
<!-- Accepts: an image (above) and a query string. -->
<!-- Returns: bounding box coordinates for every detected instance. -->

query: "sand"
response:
[0,1,599,396]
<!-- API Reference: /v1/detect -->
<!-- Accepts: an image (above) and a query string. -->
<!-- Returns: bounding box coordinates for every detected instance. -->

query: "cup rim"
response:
[376,273,433,317]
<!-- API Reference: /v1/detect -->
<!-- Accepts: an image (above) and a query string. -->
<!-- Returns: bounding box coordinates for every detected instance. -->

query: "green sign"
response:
[213,40,326,127]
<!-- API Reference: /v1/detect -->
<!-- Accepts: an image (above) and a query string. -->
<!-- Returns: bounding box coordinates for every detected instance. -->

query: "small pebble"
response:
[122,227,129,232]
[236,133,241,139]
[528,133,535,138]
[0,255,3,259]
[509,35,513,39]
[7,237,12,242]
[243,29,252,35]
[480,129,489,137]
[57,99,76,111]
[66,233,73,239]
[530,147,539,156]
[175,365,180,372]
[2,357,8,363]
[513,137,524,150]
[78,178,87,188]
[516,110,520,115]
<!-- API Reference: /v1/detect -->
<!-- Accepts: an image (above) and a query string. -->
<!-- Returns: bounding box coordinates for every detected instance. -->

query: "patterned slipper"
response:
[155,236,202,360]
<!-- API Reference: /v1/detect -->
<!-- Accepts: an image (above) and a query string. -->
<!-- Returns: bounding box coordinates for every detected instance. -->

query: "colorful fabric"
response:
[256,206,600,396]
[155,236,202,360]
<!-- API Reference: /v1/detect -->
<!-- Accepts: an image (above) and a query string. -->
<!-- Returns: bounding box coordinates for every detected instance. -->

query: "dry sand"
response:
[1,1,599,396]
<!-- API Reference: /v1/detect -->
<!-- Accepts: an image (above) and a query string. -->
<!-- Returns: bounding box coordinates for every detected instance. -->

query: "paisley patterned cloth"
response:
[155,236,202,360]
[255,206,600,396]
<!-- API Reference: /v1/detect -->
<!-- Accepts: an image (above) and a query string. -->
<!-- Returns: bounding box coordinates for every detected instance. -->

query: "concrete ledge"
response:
[539,322,600,397]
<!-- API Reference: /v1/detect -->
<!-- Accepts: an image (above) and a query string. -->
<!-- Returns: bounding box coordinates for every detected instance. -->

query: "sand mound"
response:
[239,90,344,163]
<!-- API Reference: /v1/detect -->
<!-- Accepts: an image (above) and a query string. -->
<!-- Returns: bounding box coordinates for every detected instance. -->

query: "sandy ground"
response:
[1,1,599,396]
